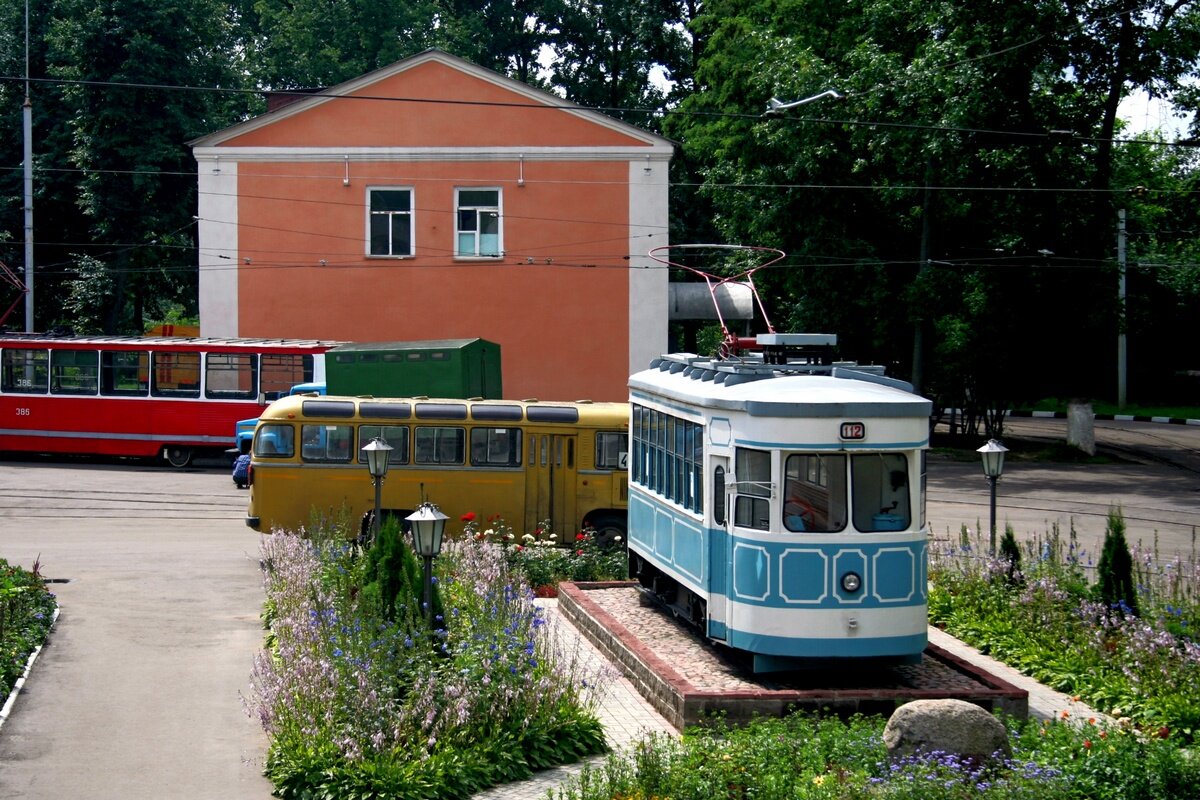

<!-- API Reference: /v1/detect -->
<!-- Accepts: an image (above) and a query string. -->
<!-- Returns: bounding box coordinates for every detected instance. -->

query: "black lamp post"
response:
[977,439,1008,554]
[361,437,393,546]
[406,502,448,625]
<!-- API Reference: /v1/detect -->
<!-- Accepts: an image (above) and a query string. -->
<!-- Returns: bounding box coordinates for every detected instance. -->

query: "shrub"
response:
[550,711,1200,800]
[0,557,57,706]
[246,520,609,798]
[929,513,1200,742]
[1095,506,1138,615]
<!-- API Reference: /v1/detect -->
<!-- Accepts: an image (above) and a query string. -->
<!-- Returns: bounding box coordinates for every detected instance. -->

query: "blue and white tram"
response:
[627,333,933,672]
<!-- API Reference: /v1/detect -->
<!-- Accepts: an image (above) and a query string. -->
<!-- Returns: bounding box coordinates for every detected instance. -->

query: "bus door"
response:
[525,433,577,537]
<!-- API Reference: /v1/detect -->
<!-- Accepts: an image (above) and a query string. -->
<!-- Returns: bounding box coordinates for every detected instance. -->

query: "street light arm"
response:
[764,90,843,115]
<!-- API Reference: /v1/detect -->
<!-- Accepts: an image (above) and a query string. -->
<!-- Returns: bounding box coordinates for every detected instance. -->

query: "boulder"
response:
[883,699,1011,764]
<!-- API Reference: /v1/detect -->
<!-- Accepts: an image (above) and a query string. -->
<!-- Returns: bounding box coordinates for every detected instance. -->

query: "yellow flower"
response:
[813,774,827,786]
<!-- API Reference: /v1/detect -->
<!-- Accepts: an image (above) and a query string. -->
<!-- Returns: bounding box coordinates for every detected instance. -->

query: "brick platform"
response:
[559,581,1028,730]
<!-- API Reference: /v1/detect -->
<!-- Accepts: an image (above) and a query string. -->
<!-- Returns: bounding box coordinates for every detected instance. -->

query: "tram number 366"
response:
[840,421,866,440]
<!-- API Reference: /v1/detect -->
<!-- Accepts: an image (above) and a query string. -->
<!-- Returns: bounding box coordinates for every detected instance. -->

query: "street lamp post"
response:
[406,502,448,626]
[977,439,1008,554]
[361,437,393,547]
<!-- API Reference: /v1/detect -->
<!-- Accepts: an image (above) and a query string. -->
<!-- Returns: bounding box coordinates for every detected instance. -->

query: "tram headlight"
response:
[841,571,862,593]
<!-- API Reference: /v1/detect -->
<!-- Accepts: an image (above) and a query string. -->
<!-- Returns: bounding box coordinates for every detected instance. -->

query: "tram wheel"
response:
[165,446,192,468]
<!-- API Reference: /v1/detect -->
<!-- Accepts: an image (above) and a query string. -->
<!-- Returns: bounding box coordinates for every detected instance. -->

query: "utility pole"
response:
[1117,209,1127,410]
[23,0,34,332]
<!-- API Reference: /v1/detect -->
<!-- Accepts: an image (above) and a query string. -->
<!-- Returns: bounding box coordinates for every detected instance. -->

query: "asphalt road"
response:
[0,416,1198,798]
[0,459,273,800]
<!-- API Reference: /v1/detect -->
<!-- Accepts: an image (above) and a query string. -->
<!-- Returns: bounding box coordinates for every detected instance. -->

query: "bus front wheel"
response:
[164,446,192,468]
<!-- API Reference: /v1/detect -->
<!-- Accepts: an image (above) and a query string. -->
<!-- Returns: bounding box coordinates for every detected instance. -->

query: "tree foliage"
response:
[1,0,1197,413]
[666,0,1200,416]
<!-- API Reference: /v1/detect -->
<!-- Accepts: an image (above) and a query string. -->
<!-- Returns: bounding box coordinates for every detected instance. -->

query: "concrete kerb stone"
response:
[0,607,60,733]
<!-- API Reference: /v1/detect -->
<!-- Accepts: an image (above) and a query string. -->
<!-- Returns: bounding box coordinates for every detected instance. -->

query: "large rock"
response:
[883,699,1011,764]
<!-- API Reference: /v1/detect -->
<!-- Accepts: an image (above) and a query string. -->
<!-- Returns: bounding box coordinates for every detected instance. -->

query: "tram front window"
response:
[783,454,847,532]
[851,453,911,531]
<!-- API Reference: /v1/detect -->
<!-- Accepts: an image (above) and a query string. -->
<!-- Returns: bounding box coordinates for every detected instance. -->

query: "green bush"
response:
[551,712,1200,800]
[0,557,57,705]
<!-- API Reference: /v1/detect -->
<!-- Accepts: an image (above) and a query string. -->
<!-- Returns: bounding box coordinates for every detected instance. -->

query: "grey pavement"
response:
[1,417,1193,798]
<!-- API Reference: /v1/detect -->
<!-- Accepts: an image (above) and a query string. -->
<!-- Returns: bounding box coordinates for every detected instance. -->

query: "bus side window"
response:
[471,427,520,466]
[255,424,294,458]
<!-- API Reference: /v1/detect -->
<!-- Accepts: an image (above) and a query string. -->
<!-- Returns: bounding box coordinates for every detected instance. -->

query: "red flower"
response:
[1158,726,1171,739]
[575,532,586,541]
[576,550,584,557]
[461,512,476,522]
[1083,740,1092,749]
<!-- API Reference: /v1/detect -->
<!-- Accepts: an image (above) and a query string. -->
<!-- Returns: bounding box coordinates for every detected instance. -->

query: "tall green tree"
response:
[45,0,246,333]
[237,0,438,90]
[667,0,1200,415]
[547,0,692,127]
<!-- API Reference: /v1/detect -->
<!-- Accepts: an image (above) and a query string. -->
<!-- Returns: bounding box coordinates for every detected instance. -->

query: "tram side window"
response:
[470,427,521,466]
[151,351,201,398]
[850,453,911,532]
[783,454,847,532]
[414,426,464,465]
[733,448,771,531]
[205,353,257,400]
[1,348,48,394]
[50,349,99,395]
[101,350,148,396]
[713,465,726,526]
[301,424,353,463]
[255,424,295,458]
[358,425,409,465]
[260,354,314,399]
[596,431,627,470]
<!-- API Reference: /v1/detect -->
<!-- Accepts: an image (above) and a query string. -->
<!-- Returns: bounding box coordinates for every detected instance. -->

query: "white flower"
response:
[614,535,623,543]
[522,533,535,543]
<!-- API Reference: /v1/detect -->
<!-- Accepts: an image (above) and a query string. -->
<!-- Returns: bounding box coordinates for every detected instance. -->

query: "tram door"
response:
[710,455,731,640]
[525,433,577,538]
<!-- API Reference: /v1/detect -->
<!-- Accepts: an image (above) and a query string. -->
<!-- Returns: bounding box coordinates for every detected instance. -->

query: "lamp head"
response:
[977,439,1009,478]
[406,502,448,558]
[361,437,393,478]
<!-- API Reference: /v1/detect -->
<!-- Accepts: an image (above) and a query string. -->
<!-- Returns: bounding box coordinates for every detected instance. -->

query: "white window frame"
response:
[367,186,415,258]
[454,187,502,258]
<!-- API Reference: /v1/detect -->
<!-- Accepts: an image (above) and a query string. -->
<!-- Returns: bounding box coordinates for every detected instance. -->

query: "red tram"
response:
[0,335,341,466]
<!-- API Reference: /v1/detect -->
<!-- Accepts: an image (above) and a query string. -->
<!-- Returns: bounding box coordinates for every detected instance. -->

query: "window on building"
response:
[368,188,414,256]
[455,188,501,257]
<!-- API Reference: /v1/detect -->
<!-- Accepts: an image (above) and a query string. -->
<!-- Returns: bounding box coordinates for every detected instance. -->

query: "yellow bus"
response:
[245,394,629,542]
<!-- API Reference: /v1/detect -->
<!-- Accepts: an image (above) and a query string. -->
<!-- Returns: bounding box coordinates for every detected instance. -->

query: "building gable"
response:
[193,49,665,151]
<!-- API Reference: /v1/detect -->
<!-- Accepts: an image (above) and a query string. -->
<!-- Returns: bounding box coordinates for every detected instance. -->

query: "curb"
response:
[1008,410,1200,426]
[0,606,60,733]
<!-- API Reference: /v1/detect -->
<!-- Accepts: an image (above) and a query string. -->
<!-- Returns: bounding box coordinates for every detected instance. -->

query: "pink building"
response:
[191,49,672,401]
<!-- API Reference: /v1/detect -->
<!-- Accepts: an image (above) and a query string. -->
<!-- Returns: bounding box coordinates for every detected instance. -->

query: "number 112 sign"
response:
[840,421,866,441]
